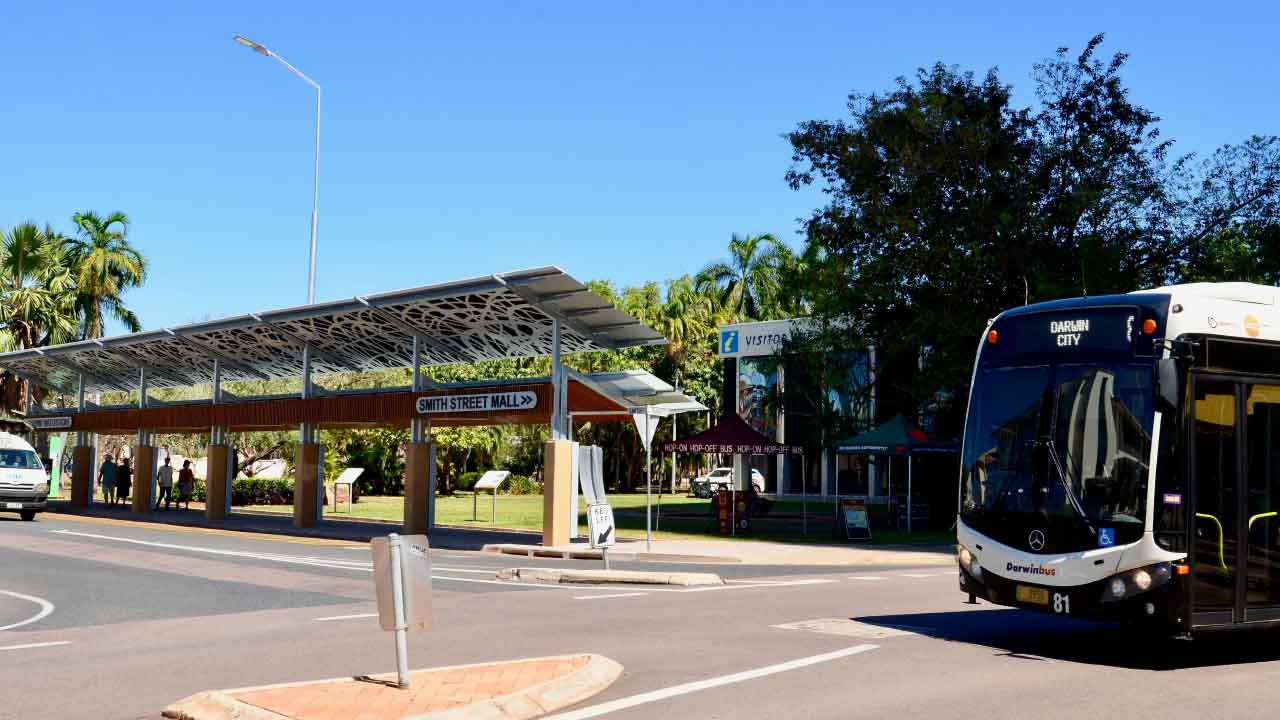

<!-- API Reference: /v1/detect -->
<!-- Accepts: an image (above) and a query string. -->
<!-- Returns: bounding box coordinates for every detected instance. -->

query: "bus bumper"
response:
[959,562,1187,630]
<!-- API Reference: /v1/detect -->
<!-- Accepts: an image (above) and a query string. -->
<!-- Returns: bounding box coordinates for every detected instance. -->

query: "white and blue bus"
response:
[956,282,1280,635]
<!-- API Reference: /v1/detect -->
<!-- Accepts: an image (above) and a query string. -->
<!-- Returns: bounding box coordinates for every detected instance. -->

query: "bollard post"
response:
[388,533,410,689]
[602,545,610,571]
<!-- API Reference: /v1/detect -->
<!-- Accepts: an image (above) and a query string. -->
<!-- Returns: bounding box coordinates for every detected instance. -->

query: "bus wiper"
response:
[1040,437,1096,536]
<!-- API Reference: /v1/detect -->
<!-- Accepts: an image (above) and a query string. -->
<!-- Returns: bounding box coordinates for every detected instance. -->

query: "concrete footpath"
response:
[164,654,622,720]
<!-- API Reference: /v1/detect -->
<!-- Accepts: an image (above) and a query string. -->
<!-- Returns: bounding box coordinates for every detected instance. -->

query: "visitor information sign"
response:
[841,498,872,541]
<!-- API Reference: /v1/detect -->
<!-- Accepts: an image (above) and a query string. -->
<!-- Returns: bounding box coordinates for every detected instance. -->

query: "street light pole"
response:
[233,35,321,304]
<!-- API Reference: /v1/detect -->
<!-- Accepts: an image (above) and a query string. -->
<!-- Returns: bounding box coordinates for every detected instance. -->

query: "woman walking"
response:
[177,460,195,510]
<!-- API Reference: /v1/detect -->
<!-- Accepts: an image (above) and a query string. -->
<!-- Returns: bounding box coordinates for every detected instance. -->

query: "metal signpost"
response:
[371,533,433,689]
[473,470,509,522]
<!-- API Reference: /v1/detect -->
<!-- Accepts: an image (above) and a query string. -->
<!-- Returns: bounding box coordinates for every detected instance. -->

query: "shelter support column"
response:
[206,427,231,522]
[70,434,92,507]
[542,439,574,547]
[294,424,322,528]
[404,417,435,535]
[132,435,155,514]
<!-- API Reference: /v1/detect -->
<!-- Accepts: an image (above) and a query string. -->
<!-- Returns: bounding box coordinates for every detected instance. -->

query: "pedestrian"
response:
[177,459,195,510]
[117,458,133,506]
[97,454,117,506]
[156,456,175,510]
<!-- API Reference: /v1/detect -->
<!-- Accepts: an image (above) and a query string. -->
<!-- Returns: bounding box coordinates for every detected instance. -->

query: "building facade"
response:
[717,318,881,499]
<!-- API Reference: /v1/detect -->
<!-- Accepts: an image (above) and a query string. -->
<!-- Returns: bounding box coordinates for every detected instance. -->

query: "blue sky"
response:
[2,1,1275,333]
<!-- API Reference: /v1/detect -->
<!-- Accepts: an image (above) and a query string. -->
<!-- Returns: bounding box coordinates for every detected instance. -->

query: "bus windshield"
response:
[960,363,1153,553]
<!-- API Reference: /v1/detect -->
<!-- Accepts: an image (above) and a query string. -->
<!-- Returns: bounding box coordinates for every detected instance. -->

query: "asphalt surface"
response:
[4,513,1280,720]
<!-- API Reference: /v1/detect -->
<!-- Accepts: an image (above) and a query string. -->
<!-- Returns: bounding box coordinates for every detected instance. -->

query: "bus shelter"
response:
[832,414,957,532]
[0,267,694,545]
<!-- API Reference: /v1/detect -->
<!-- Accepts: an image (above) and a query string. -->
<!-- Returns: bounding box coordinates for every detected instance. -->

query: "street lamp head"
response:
[233,35,271,57]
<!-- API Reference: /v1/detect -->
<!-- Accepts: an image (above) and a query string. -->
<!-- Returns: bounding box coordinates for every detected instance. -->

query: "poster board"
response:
[475,470,510,491]
[841,497,872,541]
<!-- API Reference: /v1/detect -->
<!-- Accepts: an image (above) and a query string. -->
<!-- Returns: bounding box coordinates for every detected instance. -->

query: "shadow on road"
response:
[856,608,1280,670]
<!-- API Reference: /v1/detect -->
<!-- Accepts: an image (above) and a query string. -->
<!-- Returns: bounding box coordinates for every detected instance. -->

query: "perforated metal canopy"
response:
[0,267,666,396]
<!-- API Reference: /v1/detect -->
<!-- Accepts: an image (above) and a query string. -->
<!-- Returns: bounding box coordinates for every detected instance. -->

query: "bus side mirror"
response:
[1156,357,1181,413]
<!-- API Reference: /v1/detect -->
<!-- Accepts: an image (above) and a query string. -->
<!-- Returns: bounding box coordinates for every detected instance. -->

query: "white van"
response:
[0,433,48,521]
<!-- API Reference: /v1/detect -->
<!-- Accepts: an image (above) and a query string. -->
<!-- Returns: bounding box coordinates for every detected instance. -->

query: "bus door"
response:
[1190,376,1280,626]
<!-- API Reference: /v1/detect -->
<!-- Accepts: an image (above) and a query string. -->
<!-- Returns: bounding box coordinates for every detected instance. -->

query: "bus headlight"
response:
[1132,569,1152,591]
[34,482,48,494]
[958,547,973,569]
[1108,578,1126,600]
[1100,563,1173,603]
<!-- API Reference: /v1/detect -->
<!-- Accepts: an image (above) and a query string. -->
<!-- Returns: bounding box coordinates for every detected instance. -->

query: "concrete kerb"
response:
[497,567,724,587]
[163,654,623,720]
[481,543,740,564]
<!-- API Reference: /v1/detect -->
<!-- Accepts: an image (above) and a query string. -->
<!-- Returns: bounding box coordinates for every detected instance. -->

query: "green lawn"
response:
[244,492,953,545]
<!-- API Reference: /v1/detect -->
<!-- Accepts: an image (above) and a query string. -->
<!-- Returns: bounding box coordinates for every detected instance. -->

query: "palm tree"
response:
[695,232,793,322]
[656,275,716,360]
[0,223,79,410]
[65,211,146,339]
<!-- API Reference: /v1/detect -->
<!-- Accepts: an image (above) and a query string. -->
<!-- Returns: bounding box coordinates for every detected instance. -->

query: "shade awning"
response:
[662,413,802,455]
[833,414,958,455]
[0,267,667,397]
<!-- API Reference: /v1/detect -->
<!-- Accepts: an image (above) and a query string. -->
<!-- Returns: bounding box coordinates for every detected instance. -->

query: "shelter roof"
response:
[662,413,802,455]
[0,267,665,396]
[832,414,957,455]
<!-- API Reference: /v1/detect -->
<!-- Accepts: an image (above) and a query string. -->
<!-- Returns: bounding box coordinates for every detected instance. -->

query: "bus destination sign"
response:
[985,306,1151,363]
[1048,318,1091,347]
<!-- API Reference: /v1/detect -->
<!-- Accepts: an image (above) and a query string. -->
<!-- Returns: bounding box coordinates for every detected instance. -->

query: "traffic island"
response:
[162,654,622,720]
[497,567,723,587]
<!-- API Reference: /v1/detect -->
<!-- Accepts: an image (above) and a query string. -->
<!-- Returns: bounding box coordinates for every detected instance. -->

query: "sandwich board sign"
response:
[840,498,872,541]
[587,503,615,548]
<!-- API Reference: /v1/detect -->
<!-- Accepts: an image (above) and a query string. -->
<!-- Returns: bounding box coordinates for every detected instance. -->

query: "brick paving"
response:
[232,656,590,720]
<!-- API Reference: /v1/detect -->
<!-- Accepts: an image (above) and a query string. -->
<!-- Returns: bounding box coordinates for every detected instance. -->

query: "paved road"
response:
[3,513,1280,719]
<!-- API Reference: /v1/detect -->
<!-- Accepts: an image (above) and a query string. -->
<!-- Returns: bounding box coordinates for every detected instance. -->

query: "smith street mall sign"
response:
[415,391,537,414]
[26,416,73,430]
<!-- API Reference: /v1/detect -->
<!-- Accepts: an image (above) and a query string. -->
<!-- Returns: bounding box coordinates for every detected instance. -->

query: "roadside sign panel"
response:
[416,391,536,414]
[587,503,615,548]
[372,534,433,632]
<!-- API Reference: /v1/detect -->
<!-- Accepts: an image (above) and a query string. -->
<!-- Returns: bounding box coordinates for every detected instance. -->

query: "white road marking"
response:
[544,644,879,719]
[48,530,625,592]
[314,613,378,622]
[678,578,835,593]
[572,592,649,600]
[0,641,72,652]
[849,576,886,581]
[899,573,938,579]
[0,590,56,632]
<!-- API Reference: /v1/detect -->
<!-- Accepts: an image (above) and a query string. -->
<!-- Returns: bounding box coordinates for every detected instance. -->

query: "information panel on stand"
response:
[841,498,871,541]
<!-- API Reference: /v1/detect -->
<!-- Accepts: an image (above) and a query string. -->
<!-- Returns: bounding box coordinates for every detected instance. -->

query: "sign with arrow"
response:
[416,391,537,414]
[587,503,615,548]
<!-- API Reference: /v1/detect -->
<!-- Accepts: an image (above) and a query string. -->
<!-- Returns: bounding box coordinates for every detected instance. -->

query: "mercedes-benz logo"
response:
[1028,530,1046,551]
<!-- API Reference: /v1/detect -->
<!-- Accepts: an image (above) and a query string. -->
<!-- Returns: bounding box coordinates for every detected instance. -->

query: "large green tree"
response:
[786,34,1280,432]
[66,210,146,339]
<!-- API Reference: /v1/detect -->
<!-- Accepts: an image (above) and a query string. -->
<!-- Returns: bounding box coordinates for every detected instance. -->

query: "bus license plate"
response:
[1016,585,1049,605]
